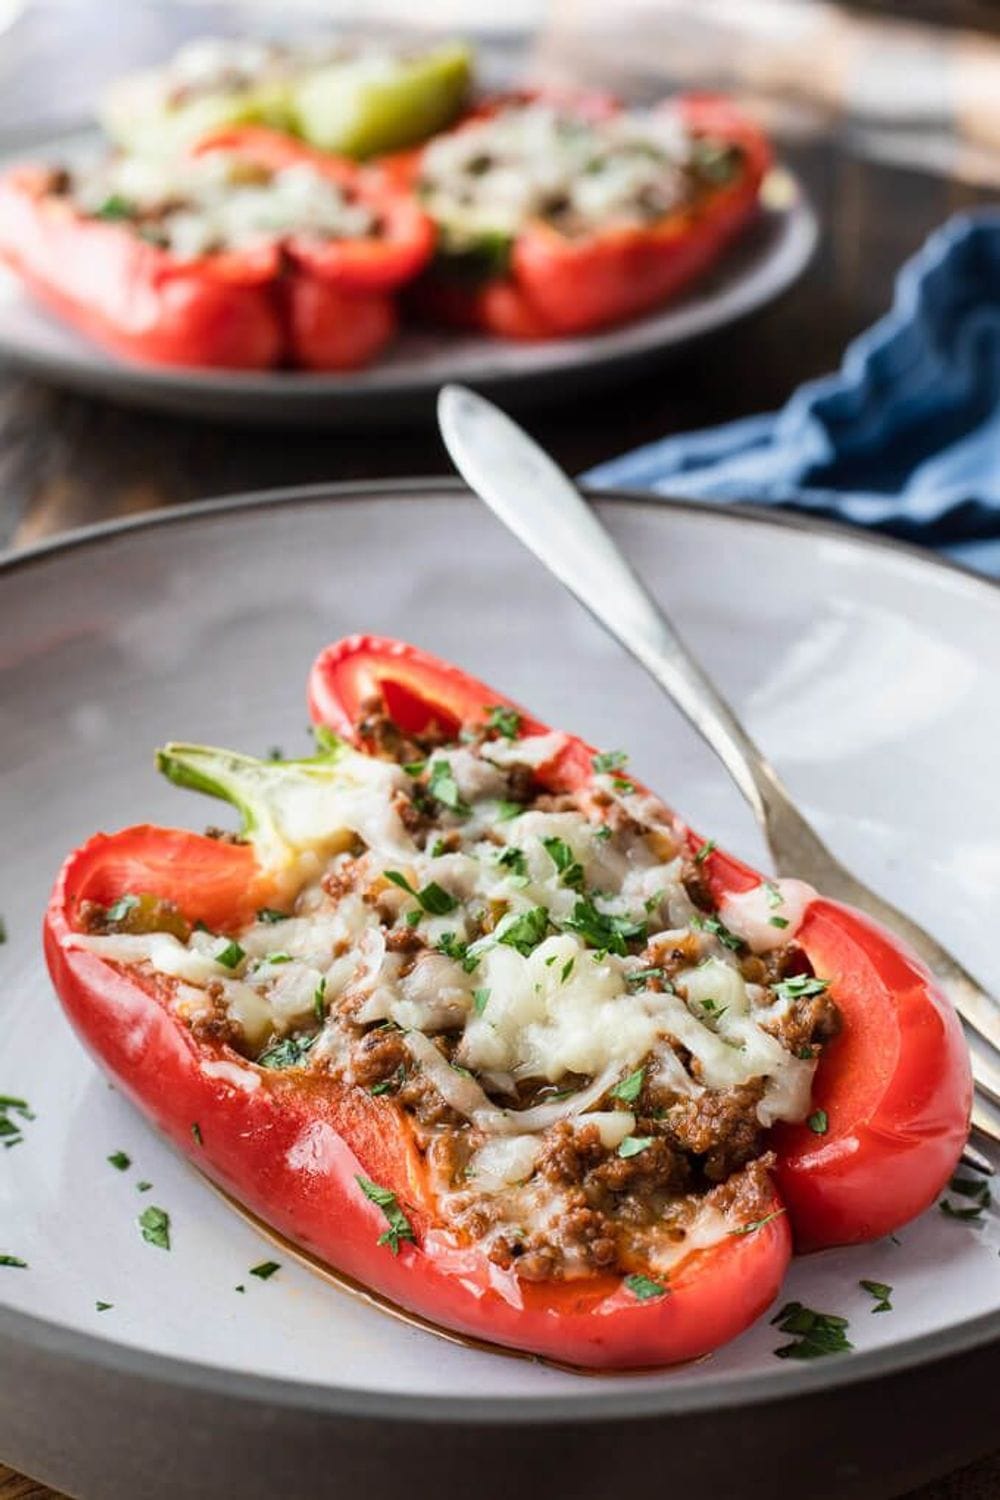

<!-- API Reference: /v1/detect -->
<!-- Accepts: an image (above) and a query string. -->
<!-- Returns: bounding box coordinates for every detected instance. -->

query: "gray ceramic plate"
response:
[0,123,817,425]
[1,481,997,1500]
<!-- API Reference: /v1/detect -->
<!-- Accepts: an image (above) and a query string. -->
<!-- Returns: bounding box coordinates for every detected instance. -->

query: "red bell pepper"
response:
[392,93,772,339]
[309,636,973,1252]
[0,126,433,371]
[43,638,970,1370]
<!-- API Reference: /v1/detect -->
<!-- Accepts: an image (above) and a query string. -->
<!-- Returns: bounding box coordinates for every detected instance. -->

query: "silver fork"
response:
[438,384,999,1171]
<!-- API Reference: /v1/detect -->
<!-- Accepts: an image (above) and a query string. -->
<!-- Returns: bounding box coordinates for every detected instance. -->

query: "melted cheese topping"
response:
[74,727,833,1277]
[77,741,817,1129]
[73,151,376,258]
[419,101,702,247]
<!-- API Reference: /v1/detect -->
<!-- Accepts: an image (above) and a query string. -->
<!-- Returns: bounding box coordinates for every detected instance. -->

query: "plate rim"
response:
[1,476,996,1425]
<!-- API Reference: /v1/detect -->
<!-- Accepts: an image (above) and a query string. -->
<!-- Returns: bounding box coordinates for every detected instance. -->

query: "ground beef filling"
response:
[88,692,838,1283]
[313,696,835,1279]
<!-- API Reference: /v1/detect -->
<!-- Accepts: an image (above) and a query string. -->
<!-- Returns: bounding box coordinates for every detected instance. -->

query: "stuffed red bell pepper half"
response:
[44,637,971,1369]
[391,91,772,338]
[0,126,433,369]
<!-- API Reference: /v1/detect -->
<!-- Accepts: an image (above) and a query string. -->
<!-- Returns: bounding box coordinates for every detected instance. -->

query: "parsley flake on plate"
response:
[137,1205,171,1251]
[250,1260,281,1280]
[771,1301,852,1359]
[859,1279,893,1313]
[0,1095,35,1150]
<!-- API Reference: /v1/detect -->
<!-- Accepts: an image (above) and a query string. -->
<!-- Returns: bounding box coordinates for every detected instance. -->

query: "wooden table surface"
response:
[1,4,998,1497]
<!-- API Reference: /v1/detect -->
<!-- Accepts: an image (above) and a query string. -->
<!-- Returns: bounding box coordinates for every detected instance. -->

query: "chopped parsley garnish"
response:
[699,998,728,1021]
[764,882,784,909]
[495,906,550,957]
[0,1095,35,1149]
[256,907,289,924]
[693,840,716,865]
[541,836,585,891]
[495,800,522,822]
[808,1109,829,1135]
[624,1272,666,1301]
[137,1206,171,1251]
[690,913,743,951]
[618,1136,653,1159]
[860,1279,893,1313]
[257,1034,316,1070]
[628,967,666,990]
[266,745,284,762]
[940,1173,992,1222]
[612,776,636,795]
[496,846,528,879]
[107,1150,131,1171]
[427,759,469,816]
[435,933,479,972]
[191,1122,203,1146]
[402,760,426,777]
[563,897,646,957]
[592,749,629,774]
[593,824,612,841]
[473,988,490,1016]
[729,1208,787,1236]
[772,1302,852,1359]
[0,1254,27,1268]
[250,1260,281,1280]
[95,1301,112,1311]
[487,705,521,739]
[136,1181,152,1193]
[611,1067,645,1104]
[262,952,293,965]
[560,957,575,984]
[773,975,829,1001]
[384,870,457,916]
[355,1176,415,1255]
[369,1064,407,1097]
[769,916,790,929]
[314,977,327,1021]
[106,893,140,923]
[213,938,245,970]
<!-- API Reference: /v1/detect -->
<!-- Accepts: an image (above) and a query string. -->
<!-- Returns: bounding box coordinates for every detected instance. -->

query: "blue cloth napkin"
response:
[584,211,1000,575]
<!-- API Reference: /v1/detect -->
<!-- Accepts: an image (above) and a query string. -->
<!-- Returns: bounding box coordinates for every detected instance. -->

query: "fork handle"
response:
[438,385,831,861]
[439,388,766,798]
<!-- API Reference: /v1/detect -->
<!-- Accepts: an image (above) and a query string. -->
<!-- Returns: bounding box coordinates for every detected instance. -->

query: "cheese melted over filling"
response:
[418,101,744,250]
[70,151,376,258]
[77,713,834,1281]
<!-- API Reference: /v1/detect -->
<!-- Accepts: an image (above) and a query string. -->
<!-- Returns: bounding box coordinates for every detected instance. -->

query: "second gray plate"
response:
[0,123,817,425]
